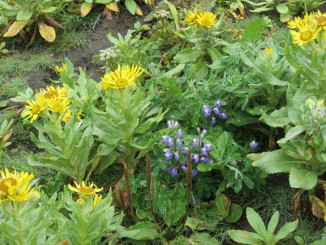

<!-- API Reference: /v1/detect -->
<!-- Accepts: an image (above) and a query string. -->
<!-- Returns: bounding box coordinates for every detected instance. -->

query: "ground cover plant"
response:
[1,0,326,244]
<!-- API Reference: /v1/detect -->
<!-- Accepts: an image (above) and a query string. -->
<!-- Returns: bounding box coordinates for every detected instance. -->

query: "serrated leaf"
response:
[289,168,318,190]
[38,22,56,42]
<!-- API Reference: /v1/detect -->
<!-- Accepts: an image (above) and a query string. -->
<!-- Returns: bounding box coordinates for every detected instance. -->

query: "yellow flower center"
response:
[0,178,18,193]
[316,16,326,26]
[31,105,41,115]
[78,186,94,194]
[44,91,58,99]
[300,31,313,41]
[116,78,128,88]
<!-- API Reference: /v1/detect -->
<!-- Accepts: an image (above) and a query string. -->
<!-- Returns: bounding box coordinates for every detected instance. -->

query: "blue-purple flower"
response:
[181,147,189,155]
[250,141,259,149]
[168,120,179,130]
[191,153,200,164]
[192,169,198,177]
[162,135,170,144]
[215,100,222,108]
[220,113,228,120]
[167,167,178,177]
[163,148,173,161]
[202,105,211,118]
[192,139,200,147]
[201,144,213,156]
[200,129,207,139]
[211,117,216,125]
[176,139,182,146]
[200,156,212,163]
[176,129,183,138]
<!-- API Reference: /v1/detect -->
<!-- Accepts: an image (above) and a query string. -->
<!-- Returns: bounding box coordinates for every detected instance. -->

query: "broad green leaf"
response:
[197,162,221,172]
[228,230,263,244]
[278,126,304,144]
[241,17,267,43]
[120,221,159,240]
[189,232,220,245]
[226,203,243,223]
[125,0,137,15]
[246,207,266,236]
[38,22,56,42]
[81,2,93,17]
[174,48,204,63]
[163,64,185,78]
[17,9,33,21]
[192,62,208,80]
[252,150,303,174]
[289,168,318,190]
[276,4,288,13]
[3,20,29,37]
[260,107,289,128]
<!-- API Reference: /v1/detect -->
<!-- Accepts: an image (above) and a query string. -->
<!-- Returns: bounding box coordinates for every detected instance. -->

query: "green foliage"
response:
[228,207,298,245]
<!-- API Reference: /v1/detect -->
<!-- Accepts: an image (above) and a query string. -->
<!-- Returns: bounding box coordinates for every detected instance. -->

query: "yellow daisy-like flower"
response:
[0,168,36,203]
[99,64,143,90]
[185,8,199,26]
[68,181,103,195]
[62,109,71,122]
[196,12,217,28]
[38,85,70,100]
[54,64,67,73]
[22,95,46,122]
[265,48,273,54]
[290,21,321,46]
[288,13,314,29]
[92,194,102,208]
[315,10,326,29]
[47,97,70,114]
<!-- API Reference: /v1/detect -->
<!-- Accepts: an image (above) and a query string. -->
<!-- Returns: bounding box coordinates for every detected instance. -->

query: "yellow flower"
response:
[99,64,143,90]
[0,168,36,203]
[77,110,82,120]
[47,97,70,114]
[93,194,102,208]
[196,12,217,28]
[289,16,321,46]
[54,64,67,73]
[77,198,84,204]
[315,10,326,29]
[265,48,273,55]
[38,85,70,100]
[68,181,103,195]
[22,95,46,122]
[288,13,314,29]
[62,109,71,122]
[185,8,199,26]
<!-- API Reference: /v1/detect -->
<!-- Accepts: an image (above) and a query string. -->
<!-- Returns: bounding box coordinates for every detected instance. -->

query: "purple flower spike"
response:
[176,139,183,146]
[200,129,207,139]
[204,144,213,152]
[163,148,173,161]
[162,135,170,144]
[200,156,212,163]
[168,167,178,177]
[192,154,200,164]
[176,129,183,138]
[168,120,179,130]
[174,151,180,161]
[213,107,221,116]
[215,100,222,108]
[201,147,208,157]
[250,141,259,149]
[168,137,174,147]
[212,117,216,125]
[202,105,211,117]
[192,138,200,147]
[219,113,228,120]
[181,165,187,173]
[192,169,198,178]
[181,147,189,155]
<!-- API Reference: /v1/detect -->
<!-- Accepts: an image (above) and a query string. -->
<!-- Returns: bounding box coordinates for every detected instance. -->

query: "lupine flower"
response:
[167,167,178,177]
[215,101,222,108]
[202,105,211,117]
[192,169,198,177]
[174,151,180,161]
[168,137,174,147]
[250,141,259,149]
[192,153,200,164]
[168,120,179,130]
[213,107,221,116]
[176,129,183,138]
[163,148,173,161]
[211,117,216,125]
[162,135,170,143]
[181,165,187,173]
[200,156,212,163]
[177,139,183,146]
[181,147,189,155]
[219,113,228,120]
[200,129,207,139]
[192,139,200,147]
[201,144,213,156]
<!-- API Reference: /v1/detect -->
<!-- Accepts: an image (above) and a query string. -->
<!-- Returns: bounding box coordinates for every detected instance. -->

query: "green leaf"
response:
[163,64,185,78]
[120,221,159,240]
[197,162,221,172]
[191,62,208,80]
[267,211,279,236]
[17,9,33,21]
[252,150,303,174]
[260,107,289,128]
[189,232,220,245]
[226,203,243,223]
[174,48,204,63]
[228,230,263,244]
[289,168,318,190]
[272,220,298,243]
[246,207,266,236]
[276,4,288,14]
[278,126,304,144]
[125,0,137,15]
[241,17,267,43]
